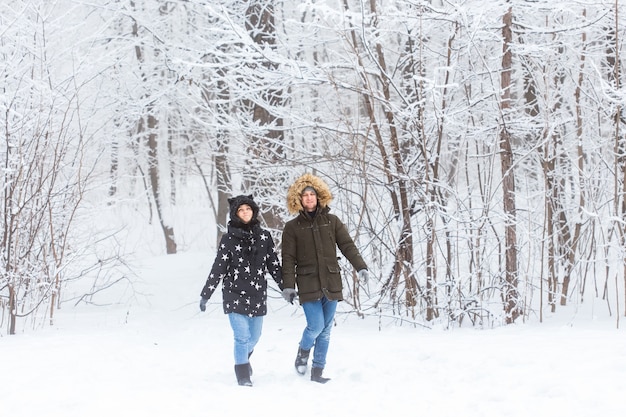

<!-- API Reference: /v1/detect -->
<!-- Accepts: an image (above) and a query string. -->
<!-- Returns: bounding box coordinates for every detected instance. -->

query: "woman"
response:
[199,194,284,386]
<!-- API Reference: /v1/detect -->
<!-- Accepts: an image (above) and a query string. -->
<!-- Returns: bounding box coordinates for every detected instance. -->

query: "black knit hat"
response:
[228,194,259,222]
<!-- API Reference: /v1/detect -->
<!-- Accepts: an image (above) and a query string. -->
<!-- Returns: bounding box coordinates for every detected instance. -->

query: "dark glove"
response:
[282,288,297,304]
[199,298,209,312]
[358,269,369,284]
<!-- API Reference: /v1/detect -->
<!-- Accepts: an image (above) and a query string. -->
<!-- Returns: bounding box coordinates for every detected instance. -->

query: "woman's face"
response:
[237,204,254,224]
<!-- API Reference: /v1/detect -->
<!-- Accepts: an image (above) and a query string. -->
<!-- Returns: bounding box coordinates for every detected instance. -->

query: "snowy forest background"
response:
[2,0,626,336]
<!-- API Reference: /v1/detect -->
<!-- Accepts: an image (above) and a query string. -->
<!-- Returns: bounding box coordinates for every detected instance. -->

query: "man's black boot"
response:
[310,367,330,384]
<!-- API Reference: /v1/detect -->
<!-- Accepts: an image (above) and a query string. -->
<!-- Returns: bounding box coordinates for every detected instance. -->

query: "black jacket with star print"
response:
[200,221,283,317]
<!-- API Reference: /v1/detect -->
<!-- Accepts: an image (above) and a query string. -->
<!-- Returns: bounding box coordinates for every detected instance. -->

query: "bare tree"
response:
[498,5,521,323]
[606,1,625,320]
[4,0,625,331]
[338,0,419,318]
[1,2,101,334]
[129,0,177,254]
[238,0,287,230]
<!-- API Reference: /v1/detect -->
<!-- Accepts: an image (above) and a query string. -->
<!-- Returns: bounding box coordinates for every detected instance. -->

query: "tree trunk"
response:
[499,6,521,324]
[608,2,625,319]
[131,4,177,254]
[573,9,588,305]
[244,0,285,230]
[146,112,177,254]
[349,0,417,313]
[108,136,119,202]
[215,134,231,244]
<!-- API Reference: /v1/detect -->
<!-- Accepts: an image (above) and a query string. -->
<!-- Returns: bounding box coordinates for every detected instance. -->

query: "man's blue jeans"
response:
[228,312,263,365]
[300,296,338,369]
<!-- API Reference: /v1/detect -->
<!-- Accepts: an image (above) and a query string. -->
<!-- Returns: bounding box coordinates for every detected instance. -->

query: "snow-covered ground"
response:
[2,251,624,417]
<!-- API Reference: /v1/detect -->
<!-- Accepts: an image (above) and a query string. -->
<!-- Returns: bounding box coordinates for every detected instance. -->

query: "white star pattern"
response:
[199,224,283,317]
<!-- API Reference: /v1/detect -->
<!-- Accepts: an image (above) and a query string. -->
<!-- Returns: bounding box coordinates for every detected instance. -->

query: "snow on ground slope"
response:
[2,252,625,417]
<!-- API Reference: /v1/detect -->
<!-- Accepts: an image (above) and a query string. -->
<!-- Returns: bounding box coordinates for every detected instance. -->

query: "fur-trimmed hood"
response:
[286,173,333,214]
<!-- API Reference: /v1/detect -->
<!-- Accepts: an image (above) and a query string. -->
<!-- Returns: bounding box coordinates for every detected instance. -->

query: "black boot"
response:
[294,346,310,375]
[311,367,330,384]
[234,364,253,387]
[248,350,253,376]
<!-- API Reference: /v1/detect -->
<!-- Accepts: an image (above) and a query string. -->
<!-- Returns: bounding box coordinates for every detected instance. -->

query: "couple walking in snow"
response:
[198,173,369,386]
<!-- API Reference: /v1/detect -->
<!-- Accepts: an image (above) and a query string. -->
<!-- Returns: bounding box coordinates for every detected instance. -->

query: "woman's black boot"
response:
[234,363,253,387]
[294,346,310,375]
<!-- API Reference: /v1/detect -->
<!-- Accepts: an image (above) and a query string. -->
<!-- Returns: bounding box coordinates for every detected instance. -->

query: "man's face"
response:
[301,190,318,212]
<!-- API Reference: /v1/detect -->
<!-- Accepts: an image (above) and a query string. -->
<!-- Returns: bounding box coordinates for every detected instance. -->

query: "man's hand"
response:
[358,269,369,285]
[282,288,297,304]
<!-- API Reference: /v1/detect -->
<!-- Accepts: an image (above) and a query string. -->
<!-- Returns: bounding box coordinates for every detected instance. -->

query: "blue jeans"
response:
[299,296,338,369]
[228,313,263,365]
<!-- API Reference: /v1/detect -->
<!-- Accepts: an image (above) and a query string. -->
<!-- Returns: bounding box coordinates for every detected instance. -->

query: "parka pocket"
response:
[295,265,320,295]
[324,257,341,274]
[296,265,317,277]
[326,264,341,274]
[325,260,343,292]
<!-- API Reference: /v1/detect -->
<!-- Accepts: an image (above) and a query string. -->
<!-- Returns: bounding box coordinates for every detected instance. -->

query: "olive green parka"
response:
[282,173,367,303]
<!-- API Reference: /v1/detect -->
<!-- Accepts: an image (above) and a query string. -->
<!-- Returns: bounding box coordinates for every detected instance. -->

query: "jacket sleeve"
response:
[281,221,297,289]
[200,236,230,299]
[265,234,284,290]
[334,216,368,272]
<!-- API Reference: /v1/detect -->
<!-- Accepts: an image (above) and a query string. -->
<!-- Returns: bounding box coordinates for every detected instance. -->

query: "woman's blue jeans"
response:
[228,312,263,365]
[299,296,338,369]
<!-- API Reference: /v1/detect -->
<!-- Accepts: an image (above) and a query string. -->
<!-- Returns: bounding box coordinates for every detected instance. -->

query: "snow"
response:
[2,251,625,417]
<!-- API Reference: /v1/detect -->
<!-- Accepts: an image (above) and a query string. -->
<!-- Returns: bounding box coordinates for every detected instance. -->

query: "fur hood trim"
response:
[286,173,333,214]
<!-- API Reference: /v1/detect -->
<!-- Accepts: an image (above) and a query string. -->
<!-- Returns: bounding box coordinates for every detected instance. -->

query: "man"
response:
[281,173,369,383]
